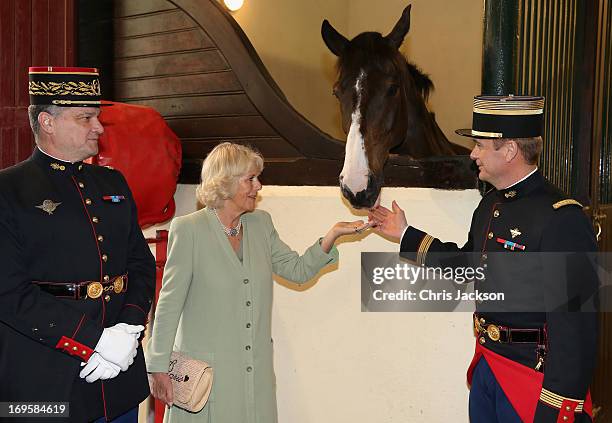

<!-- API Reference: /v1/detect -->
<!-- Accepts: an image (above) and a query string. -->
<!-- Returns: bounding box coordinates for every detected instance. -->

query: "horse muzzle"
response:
[340,174,383,209]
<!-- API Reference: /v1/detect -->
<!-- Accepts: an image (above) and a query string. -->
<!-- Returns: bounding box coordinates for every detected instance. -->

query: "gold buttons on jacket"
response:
[97,235,104,242]
[102,254,108,262]
[104,295,111,302]
[85,199,92,205]
[103,275,110,282]
[78,182,85,188]
[493,210,500,217]
[488,232,493,239]
[92,217,99,223]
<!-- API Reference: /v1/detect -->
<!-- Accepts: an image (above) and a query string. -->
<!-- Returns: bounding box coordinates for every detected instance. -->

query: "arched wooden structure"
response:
[113,0,476,188]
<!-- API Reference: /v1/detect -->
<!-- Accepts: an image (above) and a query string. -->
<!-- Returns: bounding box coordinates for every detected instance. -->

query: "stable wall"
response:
[144,185,482,422]
[230,0,483,148]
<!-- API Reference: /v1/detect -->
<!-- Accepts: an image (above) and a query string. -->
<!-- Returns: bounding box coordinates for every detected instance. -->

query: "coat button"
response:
[78,182,85,188]
[246,366,252,372]
[82,350,87,355]
[64,342,69,347]
[565,406,571,411]
[246,323,251,328]
[103,275,110,282]
[92,217,99,223]
[85,199,92,205]
[104,295,111,302]
[245,345,251,350]
[493,210,500,217]
[97,235,104,242]
[562,417,568,421]
[487,232,493,239]
[479,337,486,344]
[243,279,249,284]
[102,254,108,262]
[72,346,78,351]
[246,301,251,306]
[481,254,487,261]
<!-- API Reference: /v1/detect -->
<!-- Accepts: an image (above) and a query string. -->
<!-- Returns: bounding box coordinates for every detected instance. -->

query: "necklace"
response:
[212,208,242,237]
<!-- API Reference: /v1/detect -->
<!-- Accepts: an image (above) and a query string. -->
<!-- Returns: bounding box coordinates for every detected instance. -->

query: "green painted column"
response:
[482,0,519,95]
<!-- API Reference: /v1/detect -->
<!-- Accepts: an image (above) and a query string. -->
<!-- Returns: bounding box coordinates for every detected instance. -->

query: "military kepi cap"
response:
[456,95,545,139]
[29,66,103,107]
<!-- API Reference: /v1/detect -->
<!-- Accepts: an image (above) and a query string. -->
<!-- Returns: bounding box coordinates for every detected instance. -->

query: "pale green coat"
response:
[145,208,338,423]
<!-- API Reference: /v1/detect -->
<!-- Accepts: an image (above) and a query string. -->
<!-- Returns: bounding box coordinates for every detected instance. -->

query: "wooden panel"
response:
[166,116,275,138]
[0,0,16,107]
[115,72,242,100]
[115,50,228,79]
[114,0,176,18]
[181,137,301,158]
[0,0,74,169]
[115,9,194,38]
[14,0,32,107]
[123,94,256,117]
[115,29,213,58]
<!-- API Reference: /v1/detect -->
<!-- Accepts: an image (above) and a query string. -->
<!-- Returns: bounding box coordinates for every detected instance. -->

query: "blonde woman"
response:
[146,143,365,422]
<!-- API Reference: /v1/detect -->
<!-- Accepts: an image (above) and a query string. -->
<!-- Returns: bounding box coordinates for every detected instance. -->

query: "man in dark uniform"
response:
[0,67,156,422]
[369,95,598,422]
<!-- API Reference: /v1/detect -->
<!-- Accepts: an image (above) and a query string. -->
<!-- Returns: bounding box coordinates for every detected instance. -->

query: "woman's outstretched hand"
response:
[320,220,369,253]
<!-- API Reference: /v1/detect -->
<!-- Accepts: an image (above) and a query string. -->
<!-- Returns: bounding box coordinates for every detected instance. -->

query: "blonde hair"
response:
[196,142,264,208]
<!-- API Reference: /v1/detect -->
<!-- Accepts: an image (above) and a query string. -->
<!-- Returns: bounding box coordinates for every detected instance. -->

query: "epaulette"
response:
[552,199,583,210]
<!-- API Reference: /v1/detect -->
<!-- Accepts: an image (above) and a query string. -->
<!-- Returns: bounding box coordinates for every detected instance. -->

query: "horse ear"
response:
[321,19,349,57]
[385,4,411,49]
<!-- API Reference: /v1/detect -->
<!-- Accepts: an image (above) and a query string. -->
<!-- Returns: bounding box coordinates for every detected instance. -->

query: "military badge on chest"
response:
[35,200,62,215]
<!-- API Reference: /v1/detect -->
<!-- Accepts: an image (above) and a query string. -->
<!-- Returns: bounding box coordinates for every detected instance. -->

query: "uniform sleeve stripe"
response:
[539,388,584,412]
[417,234,435,265]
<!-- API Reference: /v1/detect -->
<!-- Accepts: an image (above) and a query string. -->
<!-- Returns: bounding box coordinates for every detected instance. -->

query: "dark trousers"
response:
[469,359,522,423]
[92,407,138,423]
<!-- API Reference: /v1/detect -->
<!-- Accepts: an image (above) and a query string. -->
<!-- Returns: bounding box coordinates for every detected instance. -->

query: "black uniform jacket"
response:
[400,170,598,422]
[0,148,155,422]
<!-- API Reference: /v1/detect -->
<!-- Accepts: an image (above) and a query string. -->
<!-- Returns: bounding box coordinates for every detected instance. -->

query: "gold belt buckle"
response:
[486,324,501,342]
[87,282,103,299]
[113,275,125,294]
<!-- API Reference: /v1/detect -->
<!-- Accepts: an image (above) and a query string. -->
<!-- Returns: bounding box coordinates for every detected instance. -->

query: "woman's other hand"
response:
[320,220,367,253]
[149,372,174,407]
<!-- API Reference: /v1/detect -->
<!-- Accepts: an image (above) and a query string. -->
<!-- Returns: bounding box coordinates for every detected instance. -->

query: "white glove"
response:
[114,323,145,340]
[95,325,140,371]
[79,352,121,383]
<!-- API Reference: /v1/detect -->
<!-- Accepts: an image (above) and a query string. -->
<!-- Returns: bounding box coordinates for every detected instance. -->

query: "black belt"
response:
[474,314,545,344]
[33,274,128,300]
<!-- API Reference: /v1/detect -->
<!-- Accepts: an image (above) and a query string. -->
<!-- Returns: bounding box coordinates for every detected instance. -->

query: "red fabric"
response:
[29,66,98,73]
[557,400,577,423]
[55,335,94,361]
[467,342,592,422]
[89,101,182,228]
[146,230,169,423]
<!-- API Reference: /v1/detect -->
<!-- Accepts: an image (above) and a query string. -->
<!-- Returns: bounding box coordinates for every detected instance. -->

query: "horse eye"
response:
[387,84,399,97]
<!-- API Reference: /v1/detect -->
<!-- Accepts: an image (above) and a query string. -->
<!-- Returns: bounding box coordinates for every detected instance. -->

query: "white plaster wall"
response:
[144,185,482,422]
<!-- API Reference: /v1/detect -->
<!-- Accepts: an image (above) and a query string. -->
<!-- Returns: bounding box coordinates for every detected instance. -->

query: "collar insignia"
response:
[36,200,62,215]
[510,228,522,239]
[504,190,517,199]
[50,163,66,171]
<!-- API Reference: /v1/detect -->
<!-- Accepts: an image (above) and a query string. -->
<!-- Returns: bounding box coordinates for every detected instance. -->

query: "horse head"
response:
[322,5,458,209]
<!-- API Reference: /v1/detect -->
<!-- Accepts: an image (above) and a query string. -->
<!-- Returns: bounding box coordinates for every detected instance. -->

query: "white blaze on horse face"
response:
[340,70,369,194]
